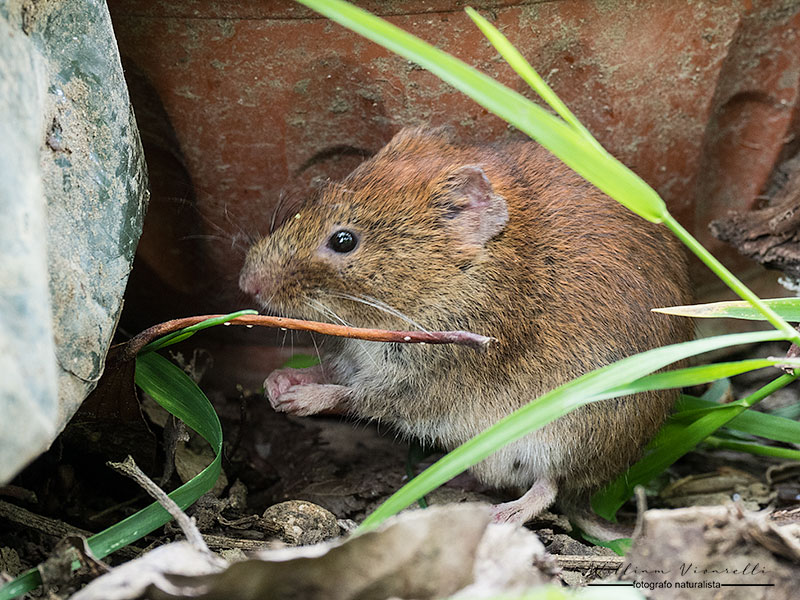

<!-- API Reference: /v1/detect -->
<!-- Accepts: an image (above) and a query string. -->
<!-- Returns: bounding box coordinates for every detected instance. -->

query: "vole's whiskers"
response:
[222,203,258,246]
[169,195,257,253]
[305,297,378,369]
[309,333,324,370]
[329,292,428,333]
[264,291,277,310]
[305,297,345,326]
[179,233,248,255]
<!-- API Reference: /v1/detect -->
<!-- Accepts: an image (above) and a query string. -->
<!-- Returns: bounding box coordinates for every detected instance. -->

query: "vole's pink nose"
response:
[239,269,262,298]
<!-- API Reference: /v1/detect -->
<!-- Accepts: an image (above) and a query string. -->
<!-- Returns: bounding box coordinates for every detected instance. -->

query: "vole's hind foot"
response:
[491,478,557,525]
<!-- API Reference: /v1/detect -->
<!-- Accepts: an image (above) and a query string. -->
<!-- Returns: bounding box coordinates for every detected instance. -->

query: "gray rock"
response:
[0,0,148,483]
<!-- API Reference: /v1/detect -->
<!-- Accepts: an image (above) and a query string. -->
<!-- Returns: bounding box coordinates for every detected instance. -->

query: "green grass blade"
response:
[0,572,38,600]
[464,7,603,152]
[676,394,800,445]
[300,0,800,342]
[592,359,787,400]
[703,436,800,460]
[592,372,799,520]
[141,309,258,353]
[297,0,667,223]
[281,353,322,369]
[92,352,223,556]
[0,353,223,600]
[134,352,222,448]
[359,330,790,530]
[654,298,800,321]
[661,216,800,342]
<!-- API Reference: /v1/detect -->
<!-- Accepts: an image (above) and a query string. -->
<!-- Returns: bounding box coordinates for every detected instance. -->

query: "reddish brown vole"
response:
[240,127,692,532]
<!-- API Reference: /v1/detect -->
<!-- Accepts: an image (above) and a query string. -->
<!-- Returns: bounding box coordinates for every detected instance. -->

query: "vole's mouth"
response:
[252,296,312,322]
[250,291,345,327]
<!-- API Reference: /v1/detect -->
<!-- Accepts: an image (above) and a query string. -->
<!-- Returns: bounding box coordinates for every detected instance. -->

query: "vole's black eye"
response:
[328,229,358,253]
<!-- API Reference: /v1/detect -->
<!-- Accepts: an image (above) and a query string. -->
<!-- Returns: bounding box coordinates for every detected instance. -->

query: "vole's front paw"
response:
[265,365,326,403]
[268,383,350,416]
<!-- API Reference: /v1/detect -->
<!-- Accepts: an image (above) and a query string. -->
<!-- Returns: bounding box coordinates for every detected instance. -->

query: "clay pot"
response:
[107,0,800,386]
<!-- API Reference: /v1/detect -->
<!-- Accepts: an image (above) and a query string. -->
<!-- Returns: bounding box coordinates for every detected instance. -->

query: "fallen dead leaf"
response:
[618,504,800,599]
[70,503,565,600]
[70,541,226,600]
[659,468,774,510]
[156,503,498,600]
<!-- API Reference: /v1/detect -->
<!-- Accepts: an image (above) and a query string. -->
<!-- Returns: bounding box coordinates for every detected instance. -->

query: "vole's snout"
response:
[239,243,294,311]
[239,248,273,303]
[239,267,262,299]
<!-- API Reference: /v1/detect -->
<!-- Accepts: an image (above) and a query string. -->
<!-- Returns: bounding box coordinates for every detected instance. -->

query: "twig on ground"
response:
[554,554,624,571]
[0,501,138,560]
[633,485,647,540]
[107,456,209,555]
[0,486,37,504]
[202,534,273,553]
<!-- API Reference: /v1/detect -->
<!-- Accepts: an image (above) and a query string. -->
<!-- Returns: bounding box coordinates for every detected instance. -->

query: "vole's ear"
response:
[436,165,509,249]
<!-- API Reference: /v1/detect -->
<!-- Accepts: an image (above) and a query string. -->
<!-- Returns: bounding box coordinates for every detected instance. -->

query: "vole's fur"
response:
[240,127,692,527]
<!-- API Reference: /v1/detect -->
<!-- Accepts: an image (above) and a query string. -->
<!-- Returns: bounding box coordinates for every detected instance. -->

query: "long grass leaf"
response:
[297,0,667,223]
[704,436,800,460]
[592,359,787,400]
[676,395,800,445]
[93,352,223,555]
[593,372,799,519]
[84,353,221,559]
[0,353,223,600]
[659,216,800,341]
[359,330,789,530]
[654,298,800,321]
[464,7,603,151]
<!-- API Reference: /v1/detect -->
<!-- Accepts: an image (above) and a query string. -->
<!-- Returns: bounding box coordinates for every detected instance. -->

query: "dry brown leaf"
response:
[70,542,225,600]
[620,505,800,599]
[69,503,558,600]
[156,503,494,600]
